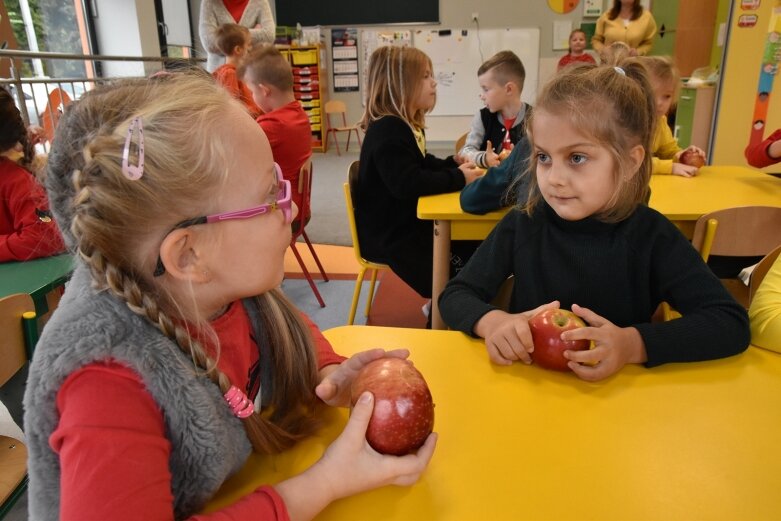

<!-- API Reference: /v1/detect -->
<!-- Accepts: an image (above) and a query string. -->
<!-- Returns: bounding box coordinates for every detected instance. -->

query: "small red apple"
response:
[350,358,434,456]
[528,308,590,372]
[679,149,705,168]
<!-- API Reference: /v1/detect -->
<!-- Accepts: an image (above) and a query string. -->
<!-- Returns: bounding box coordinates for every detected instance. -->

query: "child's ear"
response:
[627,143,645,178]
[159,229,212,283]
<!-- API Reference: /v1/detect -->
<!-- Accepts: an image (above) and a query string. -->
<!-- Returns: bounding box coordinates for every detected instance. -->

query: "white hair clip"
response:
[614,66,626,76]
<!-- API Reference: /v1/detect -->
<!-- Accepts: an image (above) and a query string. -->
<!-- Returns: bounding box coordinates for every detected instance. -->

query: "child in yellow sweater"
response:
[643,56,706,177]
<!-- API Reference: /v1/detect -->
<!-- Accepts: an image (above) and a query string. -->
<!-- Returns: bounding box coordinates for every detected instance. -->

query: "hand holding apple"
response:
[559,304,648,382]
[316,348,410,408]
[350,358,435,455]
[679,147,706,168]
[528,308,590,372]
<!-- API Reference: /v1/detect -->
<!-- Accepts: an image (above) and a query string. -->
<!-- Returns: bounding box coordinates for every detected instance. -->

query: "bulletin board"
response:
[413,28,540,116]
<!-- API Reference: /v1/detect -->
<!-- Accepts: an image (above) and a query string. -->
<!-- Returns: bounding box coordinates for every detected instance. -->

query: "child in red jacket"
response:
[211,23,262,117]
[0,88,64,261]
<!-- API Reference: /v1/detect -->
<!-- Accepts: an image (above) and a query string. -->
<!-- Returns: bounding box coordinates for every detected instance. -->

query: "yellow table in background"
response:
[418,166,781,329]
[206,325,781,520]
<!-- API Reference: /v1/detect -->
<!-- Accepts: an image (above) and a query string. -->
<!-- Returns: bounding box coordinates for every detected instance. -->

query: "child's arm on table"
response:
[274,391,437,521]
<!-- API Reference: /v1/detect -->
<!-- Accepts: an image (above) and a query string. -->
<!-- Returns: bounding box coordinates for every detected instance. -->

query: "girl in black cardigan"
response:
[353,46,483,298]
[439,60,749,381]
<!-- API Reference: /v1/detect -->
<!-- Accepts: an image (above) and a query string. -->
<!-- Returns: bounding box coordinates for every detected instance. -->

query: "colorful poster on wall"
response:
[747,1,780,154]
[332,28,359,92]
[547,0,579,15]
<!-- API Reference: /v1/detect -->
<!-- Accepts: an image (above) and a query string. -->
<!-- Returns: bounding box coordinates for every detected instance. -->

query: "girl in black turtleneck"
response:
[439,60,749,381]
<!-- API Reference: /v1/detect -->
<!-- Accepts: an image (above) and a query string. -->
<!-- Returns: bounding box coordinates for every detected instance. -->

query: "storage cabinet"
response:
[278,45,328,152]
[674,85,716,151]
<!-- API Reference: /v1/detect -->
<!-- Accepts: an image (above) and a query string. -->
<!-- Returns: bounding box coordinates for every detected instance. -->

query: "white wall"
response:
[93,0,161,77]
[185,0,597,142]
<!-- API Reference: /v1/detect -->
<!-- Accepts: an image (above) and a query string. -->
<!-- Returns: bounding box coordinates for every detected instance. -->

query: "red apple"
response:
[679,149,705,168]
[350,358,434,455]
[528,308,590,372]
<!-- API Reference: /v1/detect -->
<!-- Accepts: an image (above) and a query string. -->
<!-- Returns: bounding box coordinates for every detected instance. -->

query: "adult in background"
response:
[591,0,657,57]
[199,0,276,72]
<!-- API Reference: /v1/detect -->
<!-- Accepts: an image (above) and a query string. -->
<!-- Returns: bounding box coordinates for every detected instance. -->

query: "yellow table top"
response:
[417,165,781,224]
[206,326,781,520]
[648,165,781,220]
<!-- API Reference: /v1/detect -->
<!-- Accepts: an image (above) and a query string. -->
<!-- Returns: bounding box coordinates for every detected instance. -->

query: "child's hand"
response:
[459,161,484,185]
[475,301,561,365]
[671,162,699,177]
[560,303,647,382]
[453,152,466,165]
[316,348,410,408]
[483,140,501,168]
[316,392,437,498]
[276,392,437,519]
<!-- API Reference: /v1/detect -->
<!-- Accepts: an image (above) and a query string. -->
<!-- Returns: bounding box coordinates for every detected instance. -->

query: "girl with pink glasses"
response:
[25,73,435,520]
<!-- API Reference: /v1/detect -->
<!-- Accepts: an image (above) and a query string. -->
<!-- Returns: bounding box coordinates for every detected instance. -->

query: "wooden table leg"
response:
[431,219,451,330]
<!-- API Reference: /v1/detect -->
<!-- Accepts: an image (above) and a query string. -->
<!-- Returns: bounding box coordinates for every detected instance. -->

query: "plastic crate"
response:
[299,99,320,108]
[308,115,321,124]
[291,49,317,65]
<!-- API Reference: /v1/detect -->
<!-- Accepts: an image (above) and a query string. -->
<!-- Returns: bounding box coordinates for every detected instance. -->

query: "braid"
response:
[56,75,324,455]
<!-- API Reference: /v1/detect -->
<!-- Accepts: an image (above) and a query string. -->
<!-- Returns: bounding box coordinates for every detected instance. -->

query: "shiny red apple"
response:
[350,358,434,456]
[679,149,705,168]
[528,308,590,372]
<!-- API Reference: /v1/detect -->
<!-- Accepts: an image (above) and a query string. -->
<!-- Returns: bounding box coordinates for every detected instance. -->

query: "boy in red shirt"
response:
[240,45,313,220]
[211,23,262,117]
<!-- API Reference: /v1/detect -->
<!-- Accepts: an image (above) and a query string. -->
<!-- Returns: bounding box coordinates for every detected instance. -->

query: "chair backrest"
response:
[749,244,781,304]
[325,99,349,128]
[455,132,467,154]
[0,294,34,387]
[291,159,313,237]
[344,161,367,263]
[691,206,781,261]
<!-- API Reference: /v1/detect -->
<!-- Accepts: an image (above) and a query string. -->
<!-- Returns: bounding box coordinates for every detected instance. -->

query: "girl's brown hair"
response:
[46,73,322,453]
[607,0,643,21]
[0,87,34,169]
[359,45,433,131]
[519,59,656,223]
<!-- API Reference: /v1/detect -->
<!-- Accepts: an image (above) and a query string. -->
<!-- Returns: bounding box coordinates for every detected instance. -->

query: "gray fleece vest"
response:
[23,264,252,520]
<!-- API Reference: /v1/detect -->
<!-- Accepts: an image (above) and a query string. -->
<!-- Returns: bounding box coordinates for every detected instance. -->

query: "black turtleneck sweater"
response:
[439,202,750,367]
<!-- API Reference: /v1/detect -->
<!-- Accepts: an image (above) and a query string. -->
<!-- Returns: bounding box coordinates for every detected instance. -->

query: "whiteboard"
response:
[413,28,539,116]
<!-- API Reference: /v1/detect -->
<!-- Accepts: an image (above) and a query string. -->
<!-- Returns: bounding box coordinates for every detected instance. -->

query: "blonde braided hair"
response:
[50,73,322,453]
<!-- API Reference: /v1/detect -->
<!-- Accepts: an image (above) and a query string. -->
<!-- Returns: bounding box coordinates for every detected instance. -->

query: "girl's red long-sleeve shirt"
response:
[0,156,65,261]
[52,303,345,520]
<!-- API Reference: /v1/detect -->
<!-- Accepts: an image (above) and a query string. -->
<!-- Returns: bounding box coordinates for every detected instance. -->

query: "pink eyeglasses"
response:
[153,162,291,277]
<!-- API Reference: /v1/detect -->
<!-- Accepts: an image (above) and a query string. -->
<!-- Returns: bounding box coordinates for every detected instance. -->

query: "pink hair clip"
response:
[224,385,255,418]
[121,116,145,180]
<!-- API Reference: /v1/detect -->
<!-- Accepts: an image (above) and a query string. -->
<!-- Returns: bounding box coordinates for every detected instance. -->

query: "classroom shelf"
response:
[277,45,328,153]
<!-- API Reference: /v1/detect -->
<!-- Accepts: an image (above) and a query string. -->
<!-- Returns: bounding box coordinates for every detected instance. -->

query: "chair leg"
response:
[332,130,341,156]
[365,268,380,317]
[290,243,325,307]
[345,130,352,152]
[301,230,329,281]
[349,267,368,325]
[356,130,362,148]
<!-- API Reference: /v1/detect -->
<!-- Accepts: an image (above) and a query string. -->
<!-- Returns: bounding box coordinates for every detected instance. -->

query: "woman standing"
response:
[199,0,276,71]
[591,0,657,57]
